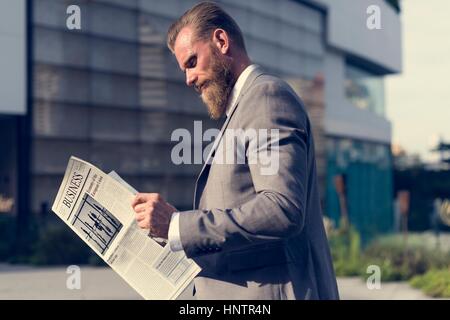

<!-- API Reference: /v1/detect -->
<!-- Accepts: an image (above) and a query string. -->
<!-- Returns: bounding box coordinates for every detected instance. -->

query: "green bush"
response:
[2,214,107,266]
[0,215,15,260]
[3,215,43,264]
[363,238,450,281]
[29,222,94,265]
[329,224,365,277]
[328,223,450,283]
[373,233,450,253]
[410,269,450,298]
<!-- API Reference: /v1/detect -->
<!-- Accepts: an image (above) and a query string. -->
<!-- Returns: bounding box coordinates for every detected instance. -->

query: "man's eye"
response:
[188,57,197,68]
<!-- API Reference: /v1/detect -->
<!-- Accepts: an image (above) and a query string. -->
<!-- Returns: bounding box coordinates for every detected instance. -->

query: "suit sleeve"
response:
[178,81,310,258]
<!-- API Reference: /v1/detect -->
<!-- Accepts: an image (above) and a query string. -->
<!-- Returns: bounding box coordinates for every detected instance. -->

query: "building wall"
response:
[0,117,18,216]
[0,1,26,218]
[0,0,26,115]
[316,0,402,73]
[316,0,401,234]
[29,0,398,240]
[323,49,392,144]
[323,50,395,234]
[325,137,393,240]
[30,0,326,213]
[32,0,210,212]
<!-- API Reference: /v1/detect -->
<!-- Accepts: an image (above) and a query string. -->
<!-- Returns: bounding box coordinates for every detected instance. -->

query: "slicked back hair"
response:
[167,1,246,53]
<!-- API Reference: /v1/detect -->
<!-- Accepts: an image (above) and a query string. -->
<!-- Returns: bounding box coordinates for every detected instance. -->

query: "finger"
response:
[148,193,162,202]
[133,203,149,214]
[138,219,149,229]
[135,212,146,222]
[131,193,148,209]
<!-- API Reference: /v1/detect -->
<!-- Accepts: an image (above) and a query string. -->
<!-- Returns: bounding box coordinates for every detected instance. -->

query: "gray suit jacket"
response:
[179,66,339,300]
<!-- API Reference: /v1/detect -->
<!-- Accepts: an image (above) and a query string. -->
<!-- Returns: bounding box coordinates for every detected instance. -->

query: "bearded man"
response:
[131,2,339,300]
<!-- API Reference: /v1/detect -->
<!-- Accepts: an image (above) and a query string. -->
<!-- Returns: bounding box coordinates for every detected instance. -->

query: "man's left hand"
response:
[131,193,177,239]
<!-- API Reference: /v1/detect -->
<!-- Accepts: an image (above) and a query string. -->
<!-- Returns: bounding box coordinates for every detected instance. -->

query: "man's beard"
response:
[200,47,235,120]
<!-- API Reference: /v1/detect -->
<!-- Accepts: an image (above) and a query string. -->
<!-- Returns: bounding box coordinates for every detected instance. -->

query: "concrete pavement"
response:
[0,264,439,300]
[0,264,141,300]
[336,277,433,300]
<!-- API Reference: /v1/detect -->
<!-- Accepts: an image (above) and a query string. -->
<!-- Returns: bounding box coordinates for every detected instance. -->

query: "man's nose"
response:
[185,69,197,87]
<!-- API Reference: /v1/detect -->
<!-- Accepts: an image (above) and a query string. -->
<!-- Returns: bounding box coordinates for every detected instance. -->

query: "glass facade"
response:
[325,137,393,242]
[345,63,385,117]
[31,0,216,212]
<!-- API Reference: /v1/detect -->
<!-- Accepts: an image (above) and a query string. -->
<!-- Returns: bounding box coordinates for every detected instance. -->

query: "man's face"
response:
[173,26,234,120]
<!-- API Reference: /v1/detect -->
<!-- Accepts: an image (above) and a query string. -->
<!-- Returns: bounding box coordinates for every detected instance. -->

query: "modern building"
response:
[0,0,26,222]
[0,0,401,240]
[316,0,402,239]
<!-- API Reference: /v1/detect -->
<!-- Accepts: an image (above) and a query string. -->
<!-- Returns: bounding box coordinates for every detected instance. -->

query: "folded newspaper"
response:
[52,156,200,299]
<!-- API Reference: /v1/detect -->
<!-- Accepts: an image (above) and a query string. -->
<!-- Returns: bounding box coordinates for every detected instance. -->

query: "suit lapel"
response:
[193,66,265,209]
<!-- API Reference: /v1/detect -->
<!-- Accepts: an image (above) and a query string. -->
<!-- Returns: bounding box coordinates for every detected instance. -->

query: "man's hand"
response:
[131,193,177,239]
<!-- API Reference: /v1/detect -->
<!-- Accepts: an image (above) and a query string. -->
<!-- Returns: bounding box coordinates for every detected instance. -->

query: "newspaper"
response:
[52,156,200,300]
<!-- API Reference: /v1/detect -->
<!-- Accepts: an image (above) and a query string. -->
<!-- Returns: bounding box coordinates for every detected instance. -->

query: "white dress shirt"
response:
[168,64,258,252]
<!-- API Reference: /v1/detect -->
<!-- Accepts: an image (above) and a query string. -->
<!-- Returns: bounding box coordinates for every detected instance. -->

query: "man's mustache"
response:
[194,81,210,94]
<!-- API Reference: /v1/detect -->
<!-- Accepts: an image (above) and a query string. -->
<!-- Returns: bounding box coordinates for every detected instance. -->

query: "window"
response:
[345,64,385,117]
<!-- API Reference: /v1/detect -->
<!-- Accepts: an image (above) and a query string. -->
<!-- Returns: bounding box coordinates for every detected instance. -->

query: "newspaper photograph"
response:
[52,156,200,300]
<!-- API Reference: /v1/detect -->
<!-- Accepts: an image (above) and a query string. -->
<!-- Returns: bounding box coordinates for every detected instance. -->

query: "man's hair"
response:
[167,1,246,53]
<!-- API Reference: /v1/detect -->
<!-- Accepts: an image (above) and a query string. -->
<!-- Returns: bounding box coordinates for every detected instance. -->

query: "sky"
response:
[386,0,450,162]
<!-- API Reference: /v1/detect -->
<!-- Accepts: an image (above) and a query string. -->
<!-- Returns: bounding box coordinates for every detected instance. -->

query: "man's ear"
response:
[212,29,229,54]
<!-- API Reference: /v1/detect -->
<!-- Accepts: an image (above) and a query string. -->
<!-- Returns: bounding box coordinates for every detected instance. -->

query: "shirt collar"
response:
[225,64,258,117]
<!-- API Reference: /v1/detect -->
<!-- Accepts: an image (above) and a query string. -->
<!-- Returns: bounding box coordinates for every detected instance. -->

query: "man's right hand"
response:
[130,193,177,239]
